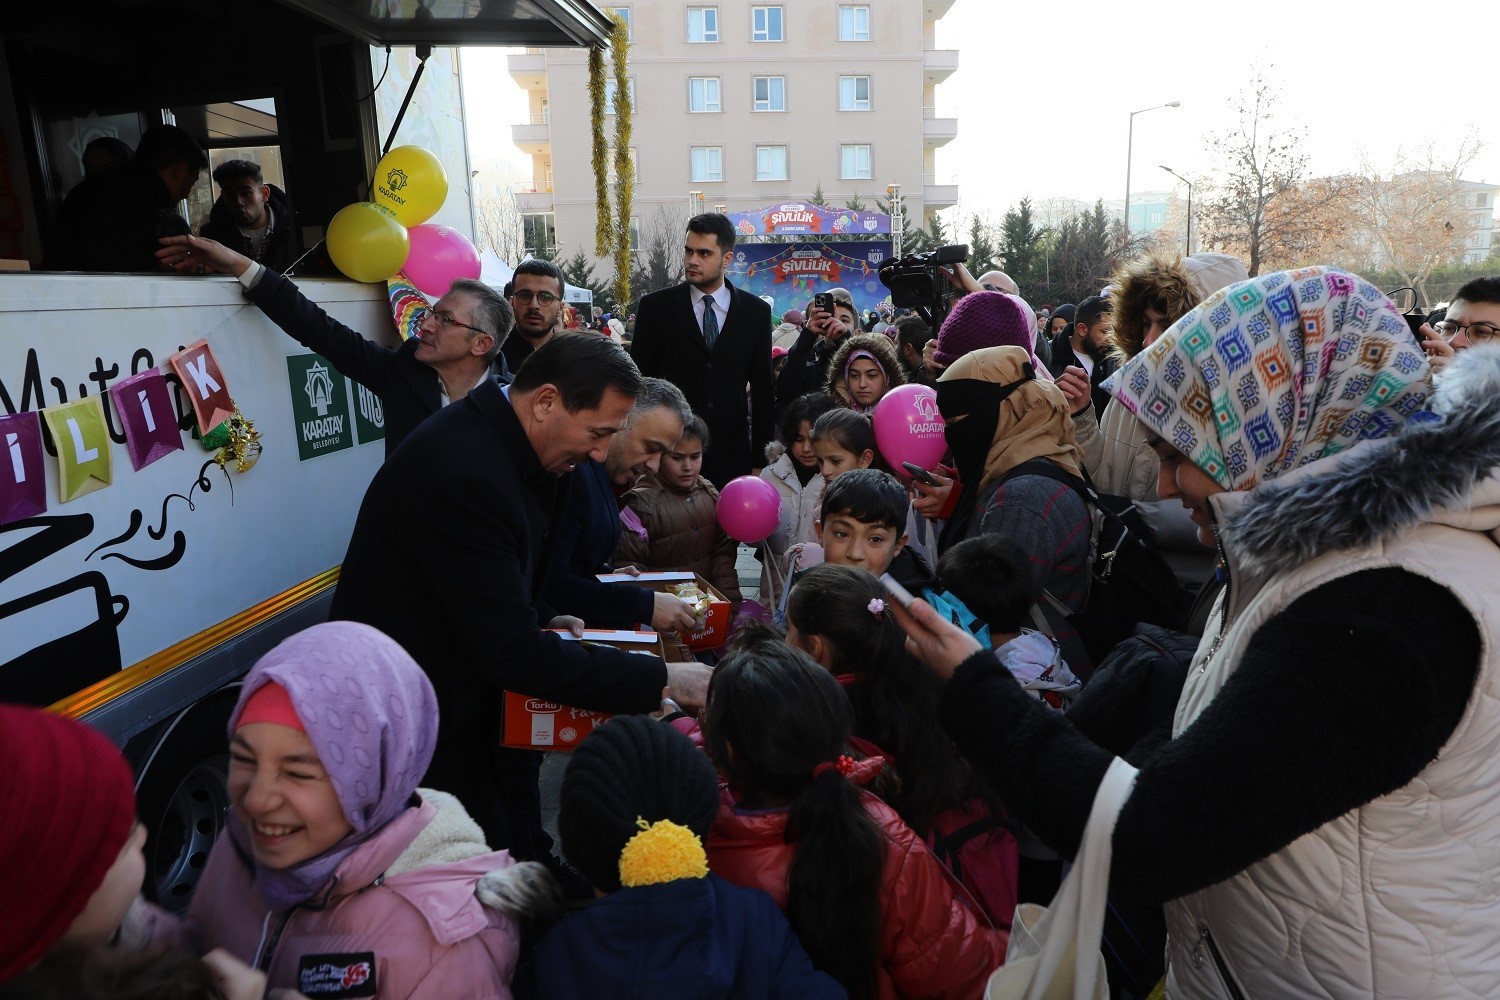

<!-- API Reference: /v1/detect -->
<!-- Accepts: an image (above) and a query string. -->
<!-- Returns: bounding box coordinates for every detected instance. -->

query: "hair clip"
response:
[813,754,856,780]
[867,597,886,621]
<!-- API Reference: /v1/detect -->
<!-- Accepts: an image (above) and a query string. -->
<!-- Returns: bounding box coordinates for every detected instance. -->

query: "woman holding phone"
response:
[893,268,1500,999]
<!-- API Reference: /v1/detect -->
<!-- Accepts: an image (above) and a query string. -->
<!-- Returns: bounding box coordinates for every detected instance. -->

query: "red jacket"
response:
[707,787,1006,999]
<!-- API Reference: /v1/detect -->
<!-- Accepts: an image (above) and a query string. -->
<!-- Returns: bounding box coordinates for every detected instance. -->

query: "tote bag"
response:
[985,757,1139,1000]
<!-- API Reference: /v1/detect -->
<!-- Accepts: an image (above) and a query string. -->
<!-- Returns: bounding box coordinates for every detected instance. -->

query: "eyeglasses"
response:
[1437,320,1498,344]
[430,309,488,336]
[511,289,560,305]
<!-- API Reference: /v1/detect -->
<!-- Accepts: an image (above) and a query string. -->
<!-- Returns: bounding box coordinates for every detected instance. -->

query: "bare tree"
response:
[627,203,688,304]
[1198,74,1354,276]
[473,187,526,263]
[1350,135,1484,305]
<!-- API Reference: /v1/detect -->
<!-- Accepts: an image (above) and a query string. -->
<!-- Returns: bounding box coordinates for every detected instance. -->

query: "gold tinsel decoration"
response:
[588,45,612,258]
[609,10,634,310]
[212,404,263,473]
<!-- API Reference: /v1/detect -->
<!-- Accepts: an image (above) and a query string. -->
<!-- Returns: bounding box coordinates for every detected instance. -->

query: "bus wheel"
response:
[135,692,236,914]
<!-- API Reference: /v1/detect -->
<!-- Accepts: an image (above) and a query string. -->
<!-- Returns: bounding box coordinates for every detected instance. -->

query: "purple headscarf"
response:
[225,622,438,911]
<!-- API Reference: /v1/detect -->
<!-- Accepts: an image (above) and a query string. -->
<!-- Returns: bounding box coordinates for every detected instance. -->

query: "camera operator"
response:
[774,287,859,414]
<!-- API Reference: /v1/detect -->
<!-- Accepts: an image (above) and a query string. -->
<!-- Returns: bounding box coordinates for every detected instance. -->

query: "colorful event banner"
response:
[41,396,112,502]
[108,369,184,471]
[725,203,890,237]
[729,241,893,318]
[0,411,46,524]
[167,339,235,434]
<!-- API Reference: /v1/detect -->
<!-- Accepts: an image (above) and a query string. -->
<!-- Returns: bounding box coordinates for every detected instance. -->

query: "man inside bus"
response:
[501,258,566,374]
[156,233,512,456]
[329,332,712,861]
[198,159,299,271]
[51,124,206,273]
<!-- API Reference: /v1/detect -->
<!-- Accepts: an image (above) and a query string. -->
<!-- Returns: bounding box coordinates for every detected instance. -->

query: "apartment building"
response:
[508,0,958,268]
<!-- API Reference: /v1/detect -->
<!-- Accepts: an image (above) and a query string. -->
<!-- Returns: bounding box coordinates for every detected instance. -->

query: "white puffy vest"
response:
[1163,517,1500,999]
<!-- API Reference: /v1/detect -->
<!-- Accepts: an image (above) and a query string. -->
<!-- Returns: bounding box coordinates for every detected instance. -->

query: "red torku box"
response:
[596,571,731,650]
[499,629,664,750]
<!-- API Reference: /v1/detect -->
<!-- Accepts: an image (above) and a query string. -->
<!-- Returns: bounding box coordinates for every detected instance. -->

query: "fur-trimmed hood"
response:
[824,332,906,408]
[1227,346,1500,575]
[1109,252,1248,360]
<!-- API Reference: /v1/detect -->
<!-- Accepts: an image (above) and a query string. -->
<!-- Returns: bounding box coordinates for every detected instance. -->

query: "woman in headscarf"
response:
[185,622,552,998]
[896,268,1500,998]
[825,331,906,412]
[935,345,1091,676]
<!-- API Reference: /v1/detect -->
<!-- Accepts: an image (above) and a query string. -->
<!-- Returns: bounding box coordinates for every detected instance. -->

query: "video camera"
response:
[877,243,970,327]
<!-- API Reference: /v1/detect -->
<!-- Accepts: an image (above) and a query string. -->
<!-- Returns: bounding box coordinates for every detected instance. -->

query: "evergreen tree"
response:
[810,182,829,207]
[844,191,869,212]
[965,214,1000,275]
[999,198,1045,296]
[876,190,919,256]
[1048,201,1120,305]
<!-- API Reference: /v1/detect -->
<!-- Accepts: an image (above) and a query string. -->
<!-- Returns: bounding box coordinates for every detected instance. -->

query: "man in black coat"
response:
[199,159,300,272]
[329,333,712,857]
[156,233,513,456]
[630,213,773,488]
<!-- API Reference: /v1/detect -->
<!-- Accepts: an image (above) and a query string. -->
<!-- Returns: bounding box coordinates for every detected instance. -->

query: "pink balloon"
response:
[717,476,781,544]
[873,383,947,471]
[403,224,481,297]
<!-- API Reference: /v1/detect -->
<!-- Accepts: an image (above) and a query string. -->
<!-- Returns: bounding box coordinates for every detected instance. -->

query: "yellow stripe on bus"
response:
[49,568,342,719]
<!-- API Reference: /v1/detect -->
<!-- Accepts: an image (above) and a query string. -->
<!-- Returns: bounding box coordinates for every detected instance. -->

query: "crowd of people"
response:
[6,200,1499,999]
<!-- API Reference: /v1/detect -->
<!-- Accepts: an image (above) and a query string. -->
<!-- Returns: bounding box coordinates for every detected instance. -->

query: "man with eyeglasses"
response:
[502,259,567,375]
[1422,276,1500,375]
[155,233,513,457]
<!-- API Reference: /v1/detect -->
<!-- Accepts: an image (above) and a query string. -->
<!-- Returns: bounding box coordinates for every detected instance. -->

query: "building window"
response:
[756,145,788,181]
[605,6,631,40]
[753,76,786,112]
[687,6,719,42]
[691,146,723,182]
[839,5,870,41]
[603,78,635,113]
[630,216,641,252]
[751,5,784,42]
[522,213,556,255]
[688,76,721,113]
[840,144,871,180]
[1480,192,1491,208]
[839,75,871,111]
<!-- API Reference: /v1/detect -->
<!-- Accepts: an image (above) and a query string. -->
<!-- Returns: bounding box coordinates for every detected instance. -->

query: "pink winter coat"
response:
[188,790,522,999]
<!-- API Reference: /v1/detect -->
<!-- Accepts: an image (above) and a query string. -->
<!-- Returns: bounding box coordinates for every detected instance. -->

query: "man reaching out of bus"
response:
[157,234,512,457]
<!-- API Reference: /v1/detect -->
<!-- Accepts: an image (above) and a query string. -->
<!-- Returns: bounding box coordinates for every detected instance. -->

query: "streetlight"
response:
[1160,165,1193,255]
[1124,101,1181,249]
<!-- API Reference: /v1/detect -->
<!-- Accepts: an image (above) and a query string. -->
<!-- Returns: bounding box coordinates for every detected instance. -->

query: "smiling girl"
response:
[186,622,553,999]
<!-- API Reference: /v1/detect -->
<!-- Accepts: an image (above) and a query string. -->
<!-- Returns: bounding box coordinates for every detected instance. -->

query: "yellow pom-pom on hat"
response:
[618,816,709,887]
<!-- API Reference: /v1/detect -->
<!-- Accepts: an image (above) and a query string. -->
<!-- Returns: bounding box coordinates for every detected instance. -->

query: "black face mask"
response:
[935,364,1036,546]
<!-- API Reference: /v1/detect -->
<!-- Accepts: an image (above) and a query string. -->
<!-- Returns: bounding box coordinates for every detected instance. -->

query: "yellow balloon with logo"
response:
[326,202,410,283]
[372,145,448,226]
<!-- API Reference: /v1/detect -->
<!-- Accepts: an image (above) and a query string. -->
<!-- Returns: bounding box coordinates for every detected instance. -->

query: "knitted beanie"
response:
[0,705,137,981]
[932,290,1035,368]
[558,716,719,893]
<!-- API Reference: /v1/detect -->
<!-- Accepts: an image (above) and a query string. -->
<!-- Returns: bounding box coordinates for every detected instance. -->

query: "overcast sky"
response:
[462,0,1498,225]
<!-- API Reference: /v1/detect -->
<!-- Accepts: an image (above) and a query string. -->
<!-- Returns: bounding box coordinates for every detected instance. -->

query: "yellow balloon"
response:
[372,145,448,226]
[326,202,410,283]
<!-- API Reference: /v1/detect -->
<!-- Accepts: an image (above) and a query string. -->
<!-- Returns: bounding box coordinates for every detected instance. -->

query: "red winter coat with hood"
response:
[706,786,1006,999]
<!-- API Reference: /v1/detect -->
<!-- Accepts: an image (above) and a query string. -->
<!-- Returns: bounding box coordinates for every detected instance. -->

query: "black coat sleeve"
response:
[937,567,1481,904]
[544,470,656,629]
[247,270,403,398]
[746,299,775,464]
[630,294,665,379]
[774,325,819,412]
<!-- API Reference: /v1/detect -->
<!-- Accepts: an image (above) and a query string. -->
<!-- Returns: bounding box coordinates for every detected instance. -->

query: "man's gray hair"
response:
[448,279,515,362]
[628,376,692,427]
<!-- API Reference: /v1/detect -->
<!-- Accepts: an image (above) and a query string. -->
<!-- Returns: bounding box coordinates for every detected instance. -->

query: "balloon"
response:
[873,383,947,471]
[403,224,481,297]
[372,145,448,226]
[717,476,781,544]
[326,202,410,283]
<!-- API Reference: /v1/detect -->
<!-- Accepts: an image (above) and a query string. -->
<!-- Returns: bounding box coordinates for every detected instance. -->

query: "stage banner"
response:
[726,203,890,237]
[730,241,893,319]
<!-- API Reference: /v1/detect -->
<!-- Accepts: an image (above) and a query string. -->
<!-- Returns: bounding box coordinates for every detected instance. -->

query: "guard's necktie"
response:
[702,296,719,349]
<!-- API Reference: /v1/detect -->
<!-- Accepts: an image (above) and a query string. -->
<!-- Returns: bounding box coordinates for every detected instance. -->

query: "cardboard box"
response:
[499,629,664,750]
[597,571,731,651]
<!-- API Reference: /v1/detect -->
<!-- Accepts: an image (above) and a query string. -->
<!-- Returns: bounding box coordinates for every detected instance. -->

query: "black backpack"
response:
[1000,460,1190,663]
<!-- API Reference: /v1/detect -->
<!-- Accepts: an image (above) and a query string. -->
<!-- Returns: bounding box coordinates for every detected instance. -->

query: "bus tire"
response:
[133,689,238,914]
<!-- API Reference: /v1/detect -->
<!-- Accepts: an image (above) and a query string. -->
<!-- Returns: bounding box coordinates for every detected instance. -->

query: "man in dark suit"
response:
[329,333,712,857]
[630,213,773,488]
[156,233,513,456]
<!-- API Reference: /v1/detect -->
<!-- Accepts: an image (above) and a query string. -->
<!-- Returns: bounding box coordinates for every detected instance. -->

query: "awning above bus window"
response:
[272,0,614,48]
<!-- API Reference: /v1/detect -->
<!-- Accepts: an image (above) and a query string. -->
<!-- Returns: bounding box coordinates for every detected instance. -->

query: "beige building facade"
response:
[509,0,958,269]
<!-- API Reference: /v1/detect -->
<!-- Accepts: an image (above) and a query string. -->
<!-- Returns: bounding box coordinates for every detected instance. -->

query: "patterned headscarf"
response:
[1105,267,1430,491]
